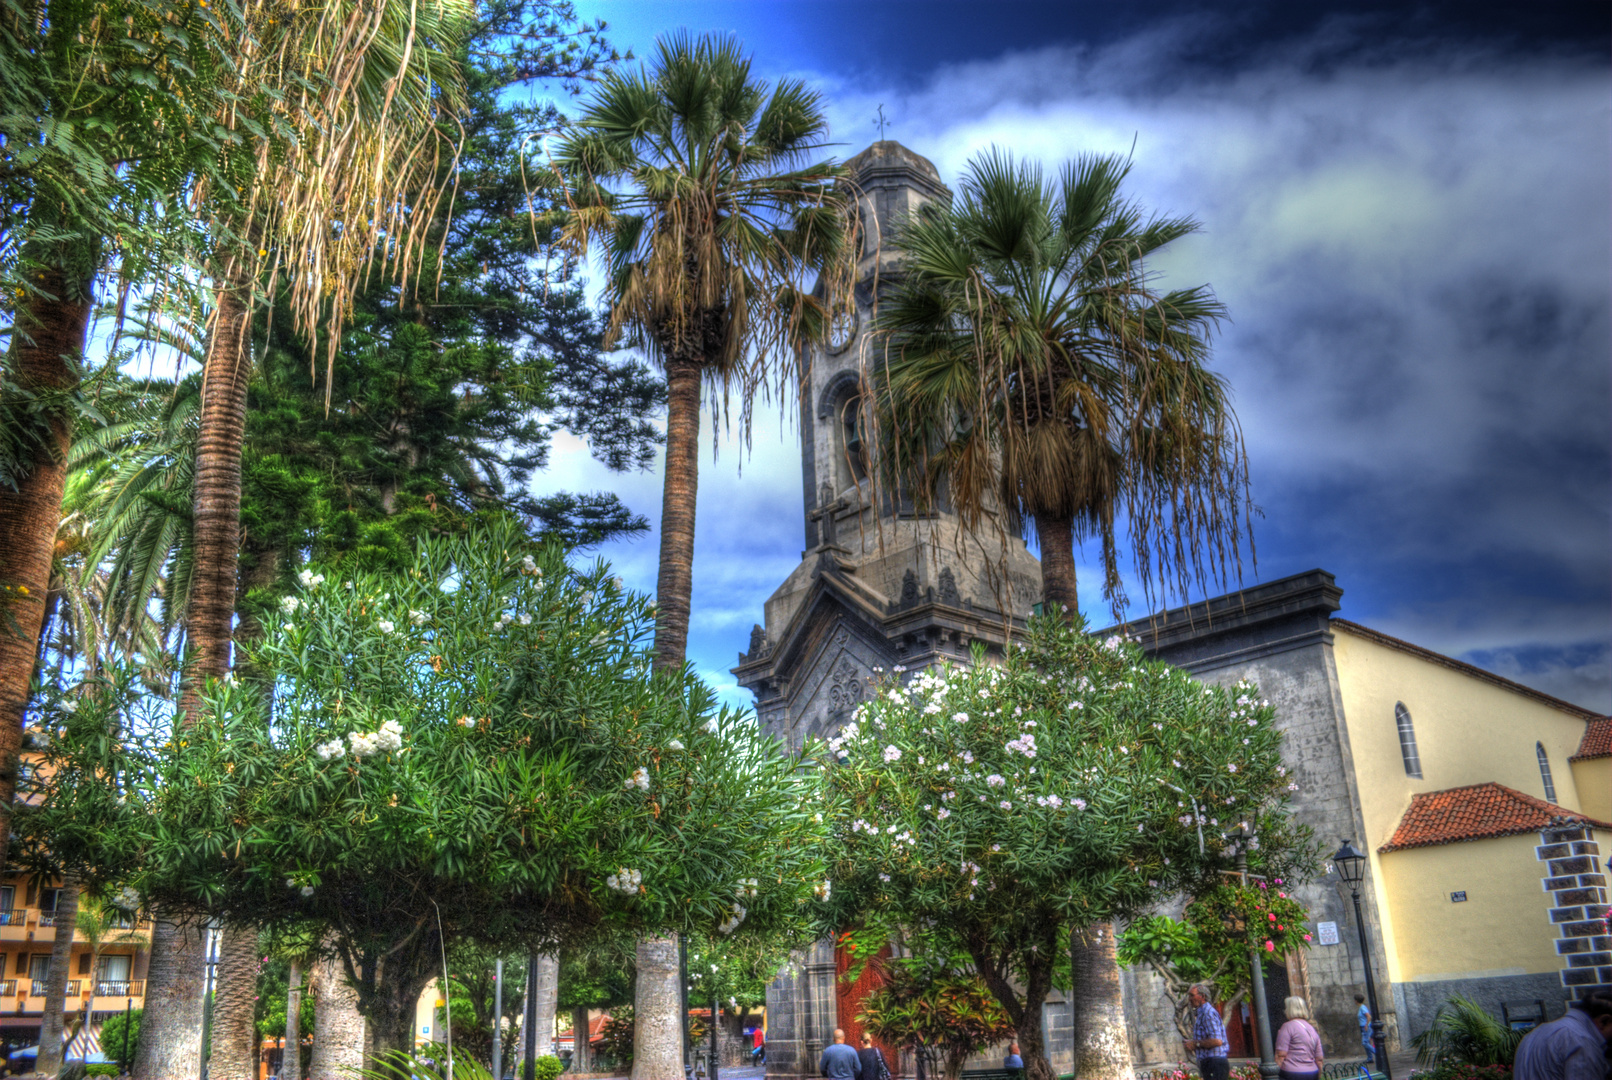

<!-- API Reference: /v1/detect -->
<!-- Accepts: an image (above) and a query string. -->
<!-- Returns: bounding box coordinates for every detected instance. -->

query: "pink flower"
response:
[1303,934,1312,941]
[1268,913,1276,921]
[1264,941,1275,951]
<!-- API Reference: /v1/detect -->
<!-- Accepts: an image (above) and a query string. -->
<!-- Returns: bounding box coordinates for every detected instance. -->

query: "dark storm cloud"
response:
[543,8,1611,711]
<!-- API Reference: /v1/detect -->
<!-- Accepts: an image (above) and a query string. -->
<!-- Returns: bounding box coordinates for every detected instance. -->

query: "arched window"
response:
[1537,742,1558,804]
[837,391,869,486]
[1394,703,1422,779]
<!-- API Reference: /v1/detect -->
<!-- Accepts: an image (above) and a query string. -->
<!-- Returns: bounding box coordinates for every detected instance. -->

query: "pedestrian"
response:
[1355,995,1373,1061]
[1004,1042,1025,1071]
[859,1033,892,1080]
[753,1028,766,1065]
[1184,984,1230,1080]
[1514,993,1612,1080]
[1274,997,1324,1080]
[822,1028,863,1080]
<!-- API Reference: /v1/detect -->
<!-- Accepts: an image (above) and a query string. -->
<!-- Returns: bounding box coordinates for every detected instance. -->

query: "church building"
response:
[735,141,1610,1076]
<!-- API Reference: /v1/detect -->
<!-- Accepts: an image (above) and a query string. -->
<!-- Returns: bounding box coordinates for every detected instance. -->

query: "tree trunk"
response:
[515,954,558,1066]
[1069,924,1134,1080]
[310,953,366,1080]
[1035,512,1078,620]
[651,357,702,674]
[37,881,80,1075]
[210,927,263,1080]
[968,940,1054,1080]
[285,959,303,1080]
[179,275,254,715]
[133,918,208,1080]
[632,936,683,1080]
[0,261,95,873]
[572,1007,590,1073]
[138,274,255,1080]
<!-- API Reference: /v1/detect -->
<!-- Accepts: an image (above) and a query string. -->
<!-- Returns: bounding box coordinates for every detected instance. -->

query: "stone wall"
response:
[1112,571,1400,1059]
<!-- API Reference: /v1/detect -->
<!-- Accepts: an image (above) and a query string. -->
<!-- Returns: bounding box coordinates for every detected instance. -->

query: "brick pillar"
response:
[1537,819,1612,1000]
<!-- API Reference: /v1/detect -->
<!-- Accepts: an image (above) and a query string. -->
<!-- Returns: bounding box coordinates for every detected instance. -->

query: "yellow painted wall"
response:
[1330,625,1596,982]
[1571,758,1611,823]
[1377,831,1594,980]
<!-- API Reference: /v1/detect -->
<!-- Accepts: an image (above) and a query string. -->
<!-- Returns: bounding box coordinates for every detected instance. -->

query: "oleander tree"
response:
[31,522,833,1072]
[1117,884,1312,1038]
[819,616,1316,1080]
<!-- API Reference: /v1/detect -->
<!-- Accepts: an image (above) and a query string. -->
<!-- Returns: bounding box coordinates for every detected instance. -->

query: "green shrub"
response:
[532,1055,564,1080]
[85,1065,121,1077]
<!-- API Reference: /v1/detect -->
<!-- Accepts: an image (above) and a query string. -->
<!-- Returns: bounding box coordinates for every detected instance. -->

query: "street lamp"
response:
[1331,840,1391,1080]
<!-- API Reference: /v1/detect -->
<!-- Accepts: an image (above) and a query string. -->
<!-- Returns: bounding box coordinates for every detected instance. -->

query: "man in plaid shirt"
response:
[1185,984,1230,1080]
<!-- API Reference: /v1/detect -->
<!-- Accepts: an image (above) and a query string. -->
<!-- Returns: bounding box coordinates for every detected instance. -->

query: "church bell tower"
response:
[732,141,1044,1080]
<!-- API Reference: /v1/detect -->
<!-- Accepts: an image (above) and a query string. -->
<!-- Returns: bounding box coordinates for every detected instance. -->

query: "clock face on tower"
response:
[827,306,858,354]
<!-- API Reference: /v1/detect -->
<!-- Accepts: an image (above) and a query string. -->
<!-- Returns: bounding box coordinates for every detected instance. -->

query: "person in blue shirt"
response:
[1514,994,1612,1080]
[822,1029,863,1080]
[1185,985,1230,1080]
[1355,995,1373,1060]
[1004,1043,1025,1070]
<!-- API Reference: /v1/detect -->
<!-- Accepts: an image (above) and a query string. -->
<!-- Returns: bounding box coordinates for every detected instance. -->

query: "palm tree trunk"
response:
[309,953,366,1080]
[651,357,702,674]
[179,274,254,714]
[1069,924,1134,1080]
[641,355,700,1080]
[139,273,255,1080]
[0,262,95,874]
[632,936,683,1080]
[285,959,303,1080]
[210,927,263,1080]
[37,881,81,1075]
[133,918,209,1079]
[1035,512,1078,619]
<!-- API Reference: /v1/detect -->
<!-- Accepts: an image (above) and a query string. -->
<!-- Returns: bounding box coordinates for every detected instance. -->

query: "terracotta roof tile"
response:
[1571,717,1612,762]
[1378,781,1611,853]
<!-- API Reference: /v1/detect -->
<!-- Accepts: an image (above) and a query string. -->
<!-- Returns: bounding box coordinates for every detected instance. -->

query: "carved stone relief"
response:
[827,658,865,712]
[938,567,960,606]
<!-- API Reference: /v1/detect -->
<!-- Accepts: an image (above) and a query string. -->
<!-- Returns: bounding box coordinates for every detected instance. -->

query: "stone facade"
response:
[1538,823,1612,998]
[1108,571,1394,1059]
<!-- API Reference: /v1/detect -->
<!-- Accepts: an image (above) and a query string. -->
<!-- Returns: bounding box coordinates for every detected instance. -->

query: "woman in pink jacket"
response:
[1275,997,1325,1080]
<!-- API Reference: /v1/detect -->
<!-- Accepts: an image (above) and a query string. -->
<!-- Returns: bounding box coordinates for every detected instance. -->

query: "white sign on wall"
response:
[1317,921,1340,946]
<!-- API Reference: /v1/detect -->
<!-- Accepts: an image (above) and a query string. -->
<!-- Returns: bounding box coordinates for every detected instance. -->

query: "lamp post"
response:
[1232,832,1278,1080]
[1331,840,1392,1080]
[493,958,503,1080]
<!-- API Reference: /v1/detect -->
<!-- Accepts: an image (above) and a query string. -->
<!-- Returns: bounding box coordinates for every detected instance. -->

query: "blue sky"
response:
[529,2,1611,712]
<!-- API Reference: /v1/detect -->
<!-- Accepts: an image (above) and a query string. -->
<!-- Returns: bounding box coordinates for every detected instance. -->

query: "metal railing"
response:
[0,981,14,996]
[28,980,83,996]
[0,909,23,926]
[94,980,142,997]
[37,912,56,927]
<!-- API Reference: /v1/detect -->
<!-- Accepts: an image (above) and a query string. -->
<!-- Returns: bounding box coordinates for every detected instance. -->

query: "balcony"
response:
[0,981,14,996]
[93,981,142,998]
[30,980,81,996]
[0,910,23,926]
[36,913,55,927]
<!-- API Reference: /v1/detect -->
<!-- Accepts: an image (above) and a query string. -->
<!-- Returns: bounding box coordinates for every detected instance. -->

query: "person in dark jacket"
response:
[859,1033,890,1080]
[822,1029,862,1080]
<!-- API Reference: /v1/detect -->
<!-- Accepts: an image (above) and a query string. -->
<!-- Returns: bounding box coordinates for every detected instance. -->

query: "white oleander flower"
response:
[281,596,301,614]
[882,745,901,763]
[518,613,531,626]
[522,554,537,573]
[409,609,429,626]
[315,739,346,760]
[985,774,1005,787]
[625,766,651,791]
[667,739,685,752]
[377,620,395,635]
[300,885,315,897]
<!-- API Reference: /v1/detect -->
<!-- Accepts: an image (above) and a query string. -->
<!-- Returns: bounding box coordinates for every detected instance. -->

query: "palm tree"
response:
[873,150,1252,1080]
[134,4,470,1077]
[551,33,854,1080]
